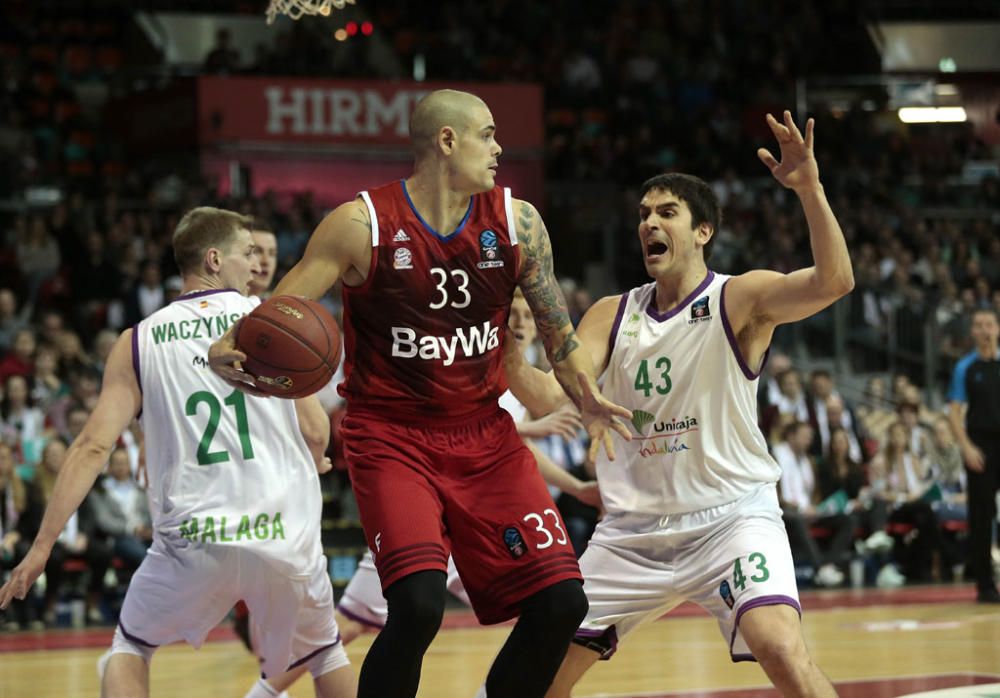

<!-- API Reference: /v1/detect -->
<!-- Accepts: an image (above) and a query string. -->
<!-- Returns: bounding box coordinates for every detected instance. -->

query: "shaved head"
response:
[410,89,489,157]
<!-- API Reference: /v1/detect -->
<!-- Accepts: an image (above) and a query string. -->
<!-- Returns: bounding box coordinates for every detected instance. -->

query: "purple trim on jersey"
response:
[720,279,769,380]
[169,288,239,304]
[729,594,801,660]
[284,635,342,673]
[607,293,630,359]
[645,270,715,322]
[400,179,473,241]
[118,621,159,648]
[574,625,619,660]
[335,601,385,630]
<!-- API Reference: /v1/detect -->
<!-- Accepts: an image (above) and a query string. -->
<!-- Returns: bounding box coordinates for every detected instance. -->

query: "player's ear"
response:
[205,247,222,273]
[695,222,714,248]
[438,126,457,155]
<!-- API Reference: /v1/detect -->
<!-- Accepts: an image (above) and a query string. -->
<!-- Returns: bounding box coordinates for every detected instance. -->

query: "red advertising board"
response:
[197,77,544,150]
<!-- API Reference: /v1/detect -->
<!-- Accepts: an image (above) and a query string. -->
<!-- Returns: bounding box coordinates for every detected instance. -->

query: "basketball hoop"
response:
[266,0,355,24]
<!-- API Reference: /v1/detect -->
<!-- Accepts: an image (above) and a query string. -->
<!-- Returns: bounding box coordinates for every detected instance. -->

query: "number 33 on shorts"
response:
[522,509,568,550]
[732,551,770,591]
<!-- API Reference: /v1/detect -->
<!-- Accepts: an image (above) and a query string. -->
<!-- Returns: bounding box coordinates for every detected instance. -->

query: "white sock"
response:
[244,678,280,698]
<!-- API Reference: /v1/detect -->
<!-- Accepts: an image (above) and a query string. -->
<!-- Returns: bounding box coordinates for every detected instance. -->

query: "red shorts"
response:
[341,405,582,624]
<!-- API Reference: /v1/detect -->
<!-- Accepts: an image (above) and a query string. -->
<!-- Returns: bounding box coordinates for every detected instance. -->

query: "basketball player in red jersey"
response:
[209,89,631,698]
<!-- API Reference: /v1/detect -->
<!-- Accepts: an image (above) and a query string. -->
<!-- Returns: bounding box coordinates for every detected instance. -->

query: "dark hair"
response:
[782,420,810,442]
[173,207,254,275]
[640,173,722,262]
[810,369,832,381]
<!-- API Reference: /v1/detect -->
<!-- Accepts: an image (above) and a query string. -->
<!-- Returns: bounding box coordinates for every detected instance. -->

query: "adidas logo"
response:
[393,229,410,242]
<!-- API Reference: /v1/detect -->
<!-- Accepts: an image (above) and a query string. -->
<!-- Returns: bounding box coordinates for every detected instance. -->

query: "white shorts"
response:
[576,483,799,662]
[337,550,468,627]
[117,541,341,679]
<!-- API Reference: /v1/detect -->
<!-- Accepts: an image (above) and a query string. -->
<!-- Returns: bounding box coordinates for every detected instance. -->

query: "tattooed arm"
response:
[514,199,593,406]
[514,200,633,459]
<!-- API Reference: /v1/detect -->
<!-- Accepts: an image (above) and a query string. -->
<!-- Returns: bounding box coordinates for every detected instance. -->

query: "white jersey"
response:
[598,272,780,515]
[133,289,322,576]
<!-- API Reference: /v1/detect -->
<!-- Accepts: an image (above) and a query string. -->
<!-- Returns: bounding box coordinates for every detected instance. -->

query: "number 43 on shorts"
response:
[732,552,770,591]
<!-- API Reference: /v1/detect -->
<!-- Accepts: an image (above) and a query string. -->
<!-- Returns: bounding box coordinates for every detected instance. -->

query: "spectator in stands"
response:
[896,400,932,460]
[0,328,35,383]
[20,438,111,625]
[762,367,808,440]
[124,259,165,325]
[0,441,35,630]
[15,216,61,303]
[0,289,29,353]
[806,369,862,460]
[203,27,241,74]
[0,375,47,458]
[29,344,67,413]
[86,447,151,570]
[775,421,851,587]
[927,416,967,577]
[91,329,118,377]
[870,422,943,583]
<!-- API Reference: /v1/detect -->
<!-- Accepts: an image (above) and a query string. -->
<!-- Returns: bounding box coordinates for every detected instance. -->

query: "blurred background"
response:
[0,0,998,631]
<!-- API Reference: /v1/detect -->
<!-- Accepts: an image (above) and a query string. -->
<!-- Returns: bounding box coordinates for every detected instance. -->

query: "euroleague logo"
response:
[477,229,504,269]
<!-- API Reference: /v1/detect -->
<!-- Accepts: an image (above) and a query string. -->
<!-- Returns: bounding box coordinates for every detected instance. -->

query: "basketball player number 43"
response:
[732,552,770,591]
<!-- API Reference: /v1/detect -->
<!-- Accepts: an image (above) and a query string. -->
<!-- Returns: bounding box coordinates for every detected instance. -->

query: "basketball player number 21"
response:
[523,509,568,549]
[429,267,471,310]
[185,389,255,465]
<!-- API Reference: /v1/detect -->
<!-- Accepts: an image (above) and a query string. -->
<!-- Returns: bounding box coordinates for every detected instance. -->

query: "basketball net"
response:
[266,0,355,24]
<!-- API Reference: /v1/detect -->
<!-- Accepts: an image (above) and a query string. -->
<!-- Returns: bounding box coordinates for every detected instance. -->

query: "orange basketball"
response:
[235,295,341,399]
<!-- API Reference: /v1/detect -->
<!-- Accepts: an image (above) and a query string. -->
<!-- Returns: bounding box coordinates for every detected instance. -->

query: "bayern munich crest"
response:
[393,247,413,270]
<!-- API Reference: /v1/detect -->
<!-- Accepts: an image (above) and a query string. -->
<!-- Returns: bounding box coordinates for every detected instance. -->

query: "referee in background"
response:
[948,307,1000,603]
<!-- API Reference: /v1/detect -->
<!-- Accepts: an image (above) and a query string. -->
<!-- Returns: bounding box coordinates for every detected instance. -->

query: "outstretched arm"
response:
[726,112,854,368]
[0,331,141,609]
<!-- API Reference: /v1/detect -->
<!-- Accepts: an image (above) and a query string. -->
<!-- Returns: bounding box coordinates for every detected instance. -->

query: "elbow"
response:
[837,271,855,297]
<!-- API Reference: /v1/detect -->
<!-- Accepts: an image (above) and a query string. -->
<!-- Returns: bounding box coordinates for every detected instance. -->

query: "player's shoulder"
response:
[954,350,980,374]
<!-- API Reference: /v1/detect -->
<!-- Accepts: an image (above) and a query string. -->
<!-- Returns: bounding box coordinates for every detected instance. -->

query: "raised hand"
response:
[207,321,271,398]
[577,372,632,462]
[757,110,820,193]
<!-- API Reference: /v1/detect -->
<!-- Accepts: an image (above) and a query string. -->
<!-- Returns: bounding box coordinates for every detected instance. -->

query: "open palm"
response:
[757,111,820,192]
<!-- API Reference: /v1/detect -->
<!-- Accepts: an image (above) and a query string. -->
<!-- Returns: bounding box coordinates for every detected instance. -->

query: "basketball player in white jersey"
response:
[505,112,851,697]
[0,207,356,698]
[248,225,278,299]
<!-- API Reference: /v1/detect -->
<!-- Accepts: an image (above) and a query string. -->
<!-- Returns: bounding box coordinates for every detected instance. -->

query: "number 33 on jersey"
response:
[340,181,521,419]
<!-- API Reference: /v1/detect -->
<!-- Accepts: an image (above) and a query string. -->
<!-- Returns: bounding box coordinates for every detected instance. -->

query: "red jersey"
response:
[339,180,520,421]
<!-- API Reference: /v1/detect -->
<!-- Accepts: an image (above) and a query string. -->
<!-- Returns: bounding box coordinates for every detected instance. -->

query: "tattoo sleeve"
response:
[516,201,586,401]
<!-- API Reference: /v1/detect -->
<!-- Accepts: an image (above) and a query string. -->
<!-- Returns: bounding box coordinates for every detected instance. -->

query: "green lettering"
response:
[201,317,214,337]
[152,324,168,344]
[180,518,198,540]
[271,512,285,540]
[236,515,252,541]
[179,320,191,339]
[216,315,228,335]
[166,323,179,342]
[254,513,269,540]
[229,313,242,325]
[218,516,233,542]
[201,515,217,543]
[191,320,202,339]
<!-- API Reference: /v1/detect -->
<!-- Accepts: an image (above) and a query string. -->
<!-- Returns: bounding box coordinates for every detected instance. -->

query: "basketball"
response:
[235,295,341,399]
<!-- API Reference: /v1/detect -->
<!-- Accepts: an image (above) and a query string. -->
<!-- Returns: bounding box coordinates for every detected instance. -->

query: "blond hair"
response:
[172,207,254,275]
